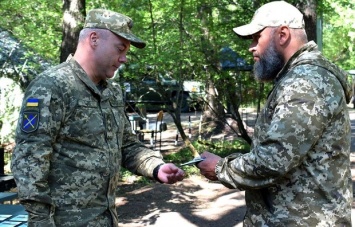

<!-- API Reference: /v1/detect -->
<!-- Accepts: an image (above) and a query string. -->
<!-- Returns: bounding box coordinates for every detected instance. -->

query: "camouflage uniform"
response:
[11,55,165,226]
[215,41,353,226]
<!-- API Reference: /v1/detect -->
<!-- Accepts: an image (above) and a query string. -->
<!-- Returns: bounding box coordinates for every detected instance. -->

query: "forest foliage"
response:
[1,0,354,70]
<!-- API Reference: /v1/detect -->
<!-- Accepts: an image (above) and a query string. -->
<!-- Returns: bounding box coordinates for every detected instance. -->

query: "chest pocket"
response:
[68,100,105,139]
[254,88,278,138]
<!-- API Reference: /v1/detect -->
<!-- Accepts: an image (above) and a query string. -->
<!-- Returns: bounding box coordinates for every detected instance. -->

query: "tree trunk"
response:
[60,0,85,63]
[197,3,226,135]
[202,77,226,135]
[294,0,317,42]
[166,0,199,157]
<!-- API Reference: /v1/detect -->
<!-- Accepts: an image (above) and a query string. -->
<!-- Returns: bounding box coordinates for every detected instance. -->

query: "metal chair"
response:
[137,110,167,150]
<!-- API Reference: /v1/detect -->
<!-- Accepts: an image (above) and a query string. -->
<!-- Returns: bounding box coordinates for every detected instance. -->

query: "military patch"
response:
[26,98,39,107]
[21,109,40,133]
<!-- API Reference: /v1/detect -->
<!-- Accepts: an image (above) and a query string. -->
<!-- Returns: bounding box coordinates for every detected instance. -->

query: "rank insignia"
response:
[21,110,40,133]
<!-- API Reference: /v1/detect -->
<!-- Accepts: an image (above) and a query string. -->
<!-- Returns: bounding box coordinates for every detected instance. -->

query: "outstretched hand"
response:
[157,163,185,184]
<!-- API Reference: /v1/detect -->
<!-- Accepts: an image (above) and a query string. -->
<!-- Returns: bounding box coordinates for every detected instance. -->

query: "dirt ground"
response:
[118,108,355,227]
[116,176,246,227]
[117,110,250,227]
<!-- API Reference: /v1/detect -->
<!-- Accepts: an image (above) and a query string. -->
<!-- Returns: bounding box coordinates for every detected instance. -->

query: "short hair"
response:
[292,28,308,43]
[269,27,308,44]
[78,28,111,42]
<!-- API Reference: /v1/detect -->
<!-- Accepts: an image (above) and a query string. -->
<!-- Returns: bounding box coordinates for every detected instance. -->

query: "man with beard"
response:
[196,1,353,226]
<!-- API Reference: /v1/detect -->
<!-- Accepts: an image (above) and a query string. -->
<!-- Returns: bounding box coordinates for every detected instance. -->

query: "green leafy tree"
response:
[0,0,63,63]
[322,0,355,70]
[1,0,354,148]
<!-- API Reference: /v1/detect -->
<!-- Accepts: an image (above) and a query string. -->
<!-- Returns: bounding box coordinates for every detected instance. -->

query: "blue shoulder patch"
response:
[21,110,40,133]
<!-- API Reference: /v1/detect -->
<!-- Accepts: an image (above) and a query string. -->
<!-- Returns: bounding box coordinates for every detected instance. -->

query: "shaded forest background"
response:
[0,0,354,148]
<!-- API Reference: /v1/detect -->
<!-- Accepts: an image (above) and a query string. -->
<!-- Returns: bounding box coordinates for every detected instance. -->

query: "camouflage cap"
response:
[233,1,304,39]
[84,9,146,48]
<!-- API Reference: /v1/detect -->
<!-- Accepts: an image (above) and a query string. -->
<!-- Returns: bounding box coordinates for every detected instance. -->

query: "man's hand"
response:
[196,151,221,181]
[157,163,185,184]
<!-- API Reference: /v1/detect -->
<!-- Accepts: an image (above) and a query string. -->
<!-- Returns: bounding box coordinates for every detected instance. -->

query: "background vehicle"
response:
[123,74,204,112]
[183,80,205,109]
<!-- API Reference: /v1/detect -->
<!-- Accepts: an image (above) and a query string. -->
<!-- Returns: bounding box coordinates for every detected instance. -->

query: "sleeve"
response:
[120,114,165,179]
[216,72,333,189]
[11,75,64,226]
[111,84,165,179]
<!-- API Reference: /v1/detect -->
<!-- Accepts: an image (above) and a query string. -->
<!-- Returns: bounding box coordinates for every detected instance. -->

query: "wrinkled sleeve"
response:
[217,74,334,189]
[120,116,165,178]
[115,84,164,179]
[11,76,63,226]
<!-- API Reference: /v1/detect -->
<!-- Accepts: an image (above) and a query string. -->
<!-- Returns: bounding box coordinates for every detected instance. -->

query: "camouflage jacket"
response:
[215,41,353,226]
[11,55,165,226]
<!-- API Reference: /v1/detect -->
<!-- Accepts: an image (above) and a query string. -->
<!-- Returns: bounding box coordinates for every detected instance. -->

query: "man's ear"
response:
[89,31,99,47]
[278,26,291,46]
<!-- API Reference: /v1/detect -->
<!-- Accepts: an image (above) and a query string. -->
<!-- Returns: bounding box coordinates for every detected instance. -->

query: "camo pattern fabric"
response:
[11,55,164,226]
[84,9,146,49]
[216,41,353,226]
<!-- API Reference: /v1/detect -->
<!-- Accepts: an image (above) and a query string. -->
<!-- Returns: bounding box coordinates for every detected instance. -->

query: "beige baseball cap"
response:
[233,1,304,39]
[84,9,146,48]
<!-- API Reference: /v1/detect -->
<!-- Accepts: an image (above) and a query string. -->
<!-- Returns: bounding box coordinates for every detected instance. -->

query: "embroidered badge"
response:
[21,98,40,133]
[21,110,39,133]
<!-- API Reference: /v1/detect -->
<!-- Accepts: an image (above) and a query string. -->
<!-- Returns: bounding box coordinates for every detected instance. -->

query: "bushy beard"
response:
[253,38,284,82]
